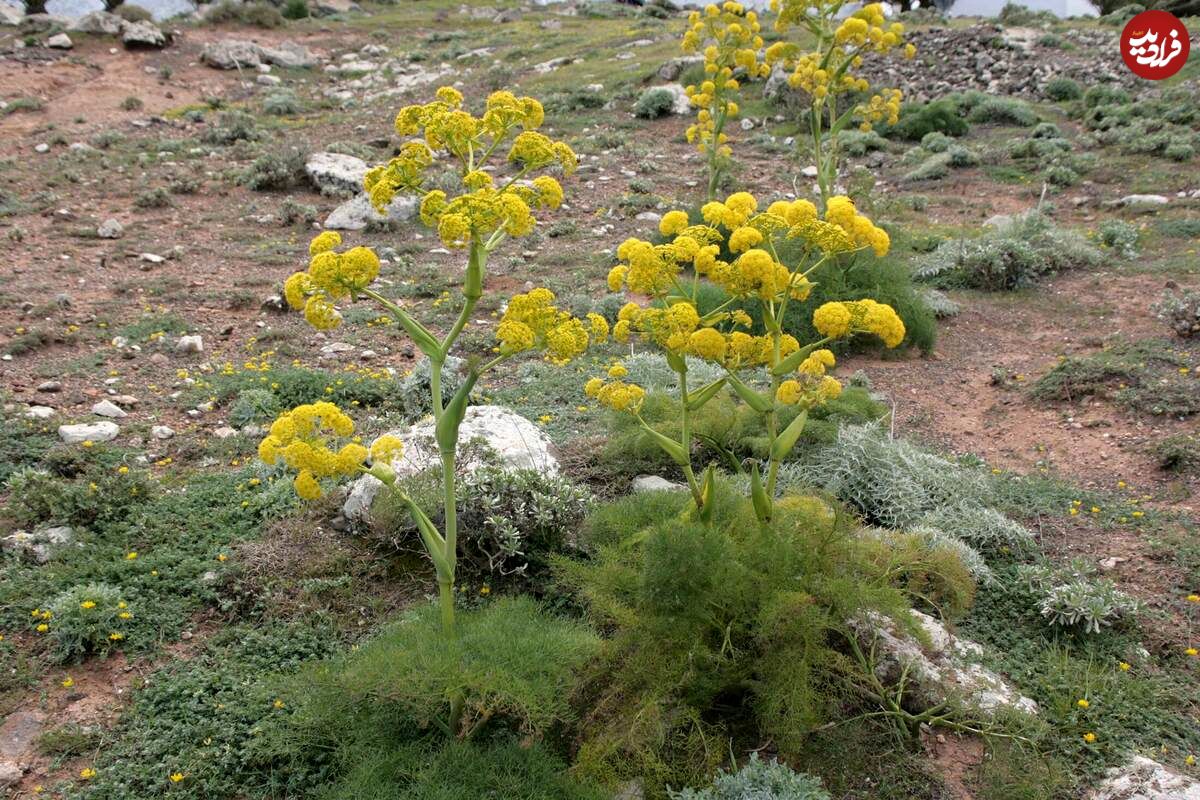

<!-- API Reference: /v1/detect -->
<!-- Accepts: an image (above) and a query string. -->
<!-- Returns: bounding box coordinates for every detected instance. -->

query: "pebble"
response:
[92,399,127,418]
[150,425,175,439]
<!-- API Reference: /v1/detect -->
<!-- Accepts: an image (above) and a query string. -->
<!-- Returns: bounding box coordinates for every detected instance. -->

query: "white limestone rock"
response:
[58,421,119,443]
[1091,756,1200,800]
[324,192,416,231]
[343,405,557,521]
[305,151,368,196]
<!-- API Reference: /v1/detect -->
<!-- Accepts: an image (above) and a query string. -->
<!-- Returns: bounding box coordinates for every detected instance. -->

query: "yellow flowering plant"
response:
[765,0,914,204]
[265,87,601,735]
[592,190,903,522]
[681,2,771,200]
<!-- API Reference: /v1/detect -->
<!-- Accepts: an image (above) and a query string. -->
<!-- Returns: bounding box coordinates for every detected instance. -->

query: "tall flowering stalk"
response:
[766,1,913,206]
[682,2,771,201]
[261,87,604,734]
[592,191,903,522]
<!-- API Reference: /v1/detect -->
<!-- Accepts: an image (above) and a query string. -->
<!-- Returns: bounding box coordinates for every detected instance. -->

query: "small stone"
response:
[739,117,755,130]
[212,426,237,439]
[92,399,127,418]
[110,395,139,408]
[175,335,203,354]
[97,218,124,239]
[256,74,282,86]
[34,143,50,154]
[140,252,165,264]
[150,425,175,439]
[59,421,120,444]
[149,353,169,366]
[632,475,686,493]
[36,380,62,393]
[46,32,72,49]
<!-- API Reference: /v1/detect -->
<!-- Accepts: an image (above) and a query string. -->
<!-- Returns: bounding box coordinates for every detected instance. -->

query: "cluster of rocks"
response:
[304,151,416,230]
[767,24,1136,104]
[0,9,166,48]
[201,38,317,70]
[318,44,450,105]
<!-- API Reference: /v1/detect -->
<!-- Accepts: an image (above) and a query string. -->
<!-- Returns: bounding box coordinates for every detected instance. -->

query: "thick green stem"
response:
[678,370,704,509]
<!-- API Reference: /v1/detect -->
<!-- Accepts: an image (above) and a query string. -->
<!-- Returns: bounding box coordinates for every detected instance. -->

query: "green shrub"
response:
[669,754,831,800]
[5,463,152,530]
[1097,220,1138,257]
[901,152,950,182]
[634,87,678,119]
[920,131,951,153]
[555,485,967,792]
[1043,78,1082,102]
[203,363,407,412]
[915,211,1102,291]
[204,0,285,27]
[946,144,979,168]
[241,149,307,191]
[918,504,1036,558]
[279,598,598,745]
[1154,433,1200,474]
[44,582,132,663]
[838,128,888,156]
[263,90,303,116]
[370,465,593,581]
[966,98,1038,127]
[113,3,152,21]
[546,88,607,112]
[281,0,309,19]
[1083,84,1130,109]
[1031,338,1199,416]
[229,388,282,428]
[882,99,969,141]
[200,111,259,145]
[1155,288,1200,338]
[1016,560,1139,634]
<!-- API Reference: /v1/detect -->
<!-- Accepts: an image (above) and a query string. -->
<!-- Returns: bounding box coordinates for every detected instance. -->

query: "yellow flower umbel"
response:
[257,402,366,500]
[766,1,911,204]
[681,2,770,200]
[594,190,903,522]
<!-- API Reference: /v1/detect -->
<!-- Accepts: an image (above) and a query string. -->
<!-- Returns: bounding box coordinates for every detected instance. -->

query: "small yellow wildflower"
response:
[170,772,185,783]
[80,768,97,780]
[1076,698,1089,709]
[1083,732,1097,744]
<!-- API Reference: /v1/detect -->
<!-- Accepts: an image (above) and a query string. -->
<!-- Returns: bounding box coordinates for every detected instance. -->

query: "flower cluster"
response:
[496,287,608,364]
[812,299,906,348]
[256,401,377,499]
[282,232,382,331]
[584,363,647,414]
[364,86,577,250]
[776,348,843,407]
[682,2,770,168]
[765,2,911,130]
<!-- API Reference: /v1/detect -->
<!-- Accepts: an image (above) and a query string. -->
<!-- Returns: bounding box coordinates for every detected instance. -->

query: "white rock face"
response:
[97,218,123,239]
[632,475,686,493]
[92,399,127,418]
[1120,194,1169,207]
[201,39,316,69]
[324,193,417,231]
[69,10,123,34]
[343,405,558,521]
[1091,756,1200,800]
[305,152,368,196]
[853,609,1039,716]
[59,421,120,444]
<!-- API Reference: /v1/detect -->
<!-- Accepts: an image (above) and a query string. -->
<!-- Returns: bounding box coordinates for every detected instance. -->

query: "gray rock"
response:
[343,405,558,521]
[151,425,175,439]
[34,143,49,154]
[121,20,166,49]
[852,609,1038,717]
[1091,756,1200,800]
[3,525,74,564]
[0,760,20,789]
[0,709,44,762]
[36,380,62,392]
[175,334,203,354]
[97,218,124,239]
[632,475,686,493]
[201,39,264,69]
[256,73,281,86]
[59,421,120,443]
[323,192,417,231]
[657,55,703,81]
[212,426,237,439]
[262,40,317,68]
[92,399,127,418]
[305,151,368,196]
[46,32,72,48]
[0,4,22,26]
[1119,193,1169,208]
[69,10,123,34]
[24,405,55,420]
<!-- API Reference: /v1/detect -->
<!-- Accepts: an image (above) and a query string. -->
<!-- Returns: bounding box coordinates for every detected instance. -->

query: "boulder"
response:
[69,10,123,34]
[2,525,74,564]
[323,192,416,231]
[121,20,166,49]
[58,421,119,444]
[1119,194,1169,208]
[852,609,1039,717]
[46,32,72,48]
[97,218,124,239]
[305,151,368,196]
[1091,756,1200,800]
[92,399,127,418]
[202,39,264,69]
[343,405,558,521]
[263,40,317,68]
[0,4,22,26]
[24,406,55,420]
[657,55,703,81]
[175,334,203,353]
